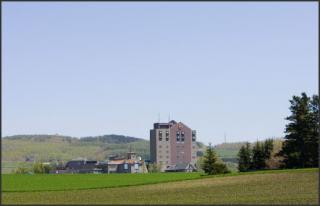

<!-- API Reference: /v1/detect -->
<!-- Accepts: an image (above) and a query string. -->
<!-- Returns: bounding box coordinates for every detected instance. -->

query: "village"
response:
[50,120,198,174]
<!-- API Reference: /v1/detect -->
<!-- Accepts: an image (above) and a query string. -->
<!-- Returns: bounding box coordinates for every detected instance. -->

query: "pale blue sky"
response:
[2,2,318,145]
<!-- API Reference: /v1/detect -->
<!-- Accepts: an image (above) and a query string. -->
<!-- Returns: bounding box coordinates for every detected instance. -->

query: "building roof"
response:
[108,159,141,165]
[165,163,196,171]
[65,160,98,170]
[65,160,85,168]
[169,120,177,124]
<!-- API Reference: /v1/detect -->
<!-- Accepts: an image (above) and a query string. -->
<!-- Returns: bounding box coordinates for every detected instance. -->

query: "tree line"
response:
[15,162,54,174]
[237,139,274,172]
[238,92,319,172]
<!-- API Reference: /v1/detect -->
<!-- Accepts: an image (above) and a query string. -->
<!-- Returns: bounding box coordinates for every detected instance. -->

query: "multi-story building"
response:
[150,120,197,171]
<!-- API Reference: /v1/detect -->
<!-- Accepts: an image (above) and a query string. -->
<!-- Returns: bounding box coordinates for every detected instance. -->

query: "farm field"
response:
[2,172,203,192]
[2,168,318,205]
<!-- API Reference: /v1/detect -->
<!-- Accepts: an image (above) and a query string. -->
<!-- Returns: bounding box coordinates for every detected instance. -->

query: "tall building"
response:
[150,120,197,171]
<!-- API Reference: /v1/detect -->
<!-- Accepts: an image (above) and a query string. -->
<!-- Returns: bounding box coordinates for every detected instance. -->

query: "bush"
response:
[32,162,52,174]
[147,163,161,173]
[15,167,30,174]
[213,163,230,174]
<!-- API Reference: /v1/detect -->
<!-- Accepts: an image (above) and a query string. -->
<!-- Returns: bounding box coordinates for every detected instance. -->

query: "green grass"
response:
[3,168,317,193]
[2,168,318,205]
[2,172,204,192]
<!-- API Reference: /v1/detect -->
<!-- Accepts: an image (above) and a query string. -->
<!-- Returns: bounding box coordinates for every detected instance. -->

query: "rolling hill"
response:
[2,134,207,173]
[2,134,150,162]
[2,134,283,173]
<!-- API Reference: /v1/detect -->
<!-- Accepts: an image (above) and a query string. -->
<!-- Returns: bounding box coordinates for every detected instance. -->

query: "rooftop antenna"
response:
[158,113,160,123]
[168,113,170,122]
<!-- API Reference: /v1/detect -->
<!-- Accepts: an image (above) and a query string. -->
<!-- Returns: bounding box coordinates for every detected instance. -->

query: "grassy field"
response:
[2,168,318,204]
[2,172,203,192]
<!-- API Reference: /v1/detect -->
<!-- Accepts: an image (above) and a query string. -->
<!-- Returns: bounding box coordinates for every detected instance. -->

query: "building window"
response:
[166,150,169,153]
[159,131,163,141]
[192,130,196,142]
[166,156,169,159]
[181,132,185,142]
[176,131,180,141]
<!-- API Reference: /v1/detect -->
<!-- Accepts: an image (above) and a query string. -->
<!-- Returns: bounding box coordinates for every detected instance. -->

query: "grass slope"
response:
[2,169,318,205]
[2,135,150,174]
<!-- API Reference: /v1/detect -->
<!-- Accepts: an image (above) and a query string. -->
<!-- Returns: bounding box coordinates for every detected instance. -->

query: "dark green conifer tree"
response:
[238,142,252,172]
[278,93,319,168]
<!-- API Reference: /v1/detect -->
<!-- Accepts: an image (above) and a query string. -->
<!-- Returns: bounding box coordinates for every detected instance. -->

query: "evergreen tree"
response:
[202,143,229,175]
[263,139,274,160]
[308,95,319,166]
[238,142,252,172]
[202,143,217,175]
[252,141,265,170]
[278,93,319,168]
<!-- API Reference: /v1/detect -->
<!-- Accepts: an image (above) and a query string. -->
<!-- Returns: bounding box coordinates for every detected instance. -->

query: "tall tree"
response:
[238,142,252,172]
[252,141,265,170]
[306,95,319,166]
[202,143,217,175]
[263,139,274,160]
[202,143,229,175]
[278,93,319,168]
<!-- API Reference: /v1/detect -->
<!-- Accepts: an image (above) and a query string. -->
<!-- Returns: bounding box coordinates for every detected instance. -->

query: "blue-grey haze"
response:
[2,2,318,145]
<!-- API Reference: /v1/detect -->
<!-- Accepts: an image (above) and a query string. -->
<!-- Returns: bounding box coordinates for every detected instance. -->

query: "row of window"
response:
[159,155,169,159]
[158,130,196,137]
[159,161,169,164]
[176,131,185,138]
[158,149,169,154]
[158,145,169,148]
[158,137,169,141]
[158,130,196,142]
[158,137,196,142]
[158,131,169,137]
